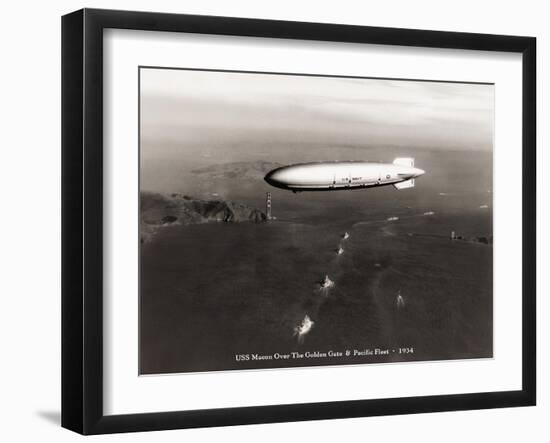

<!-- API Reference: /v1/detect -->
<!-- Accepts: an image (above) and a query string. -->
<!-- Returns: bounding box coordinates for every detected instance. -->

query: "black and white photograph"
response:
[139,67,494,375]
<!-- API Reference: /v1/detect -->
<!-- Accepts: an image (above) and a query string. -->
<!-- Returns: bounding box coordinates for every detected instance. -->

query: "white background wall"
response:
[0,0,545,441]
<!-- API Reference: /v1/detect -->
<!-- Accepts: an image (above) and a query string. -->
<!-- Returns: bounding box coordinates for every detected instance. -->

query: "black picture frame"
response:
[62,8,536,435]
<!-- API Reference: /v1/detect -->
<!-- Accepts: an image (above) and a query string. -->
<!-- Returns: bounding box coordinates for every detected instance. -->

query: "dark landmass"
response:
[191,160,283,180]
[140,192,266,243]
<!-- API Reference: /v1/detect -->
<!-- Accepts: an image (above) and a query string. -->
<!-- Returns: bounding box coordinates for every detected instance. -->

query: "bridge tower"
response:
[266,192,272,220]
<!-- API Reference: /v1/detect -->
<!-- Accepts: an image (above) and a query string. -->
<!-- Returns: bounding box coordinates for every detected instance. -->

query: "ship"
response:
[295,315,314,337]
[320,275,335,289]
[396,290,405,309]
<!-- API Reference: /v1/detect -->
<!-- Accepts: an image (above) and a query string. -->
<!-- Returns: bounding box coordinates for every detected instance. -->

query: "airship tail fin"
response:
[394,179,415,190]
[393,157,415,167]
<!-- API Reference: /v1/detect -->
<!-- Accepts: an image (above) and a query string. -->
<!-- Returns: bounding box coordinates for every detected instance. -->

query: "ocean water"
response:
[139,149,493,374]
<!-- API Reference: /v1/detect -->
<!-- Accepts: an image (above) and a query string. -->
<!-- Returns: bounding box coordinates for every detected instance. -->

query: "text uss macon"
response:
[235,348,414,362]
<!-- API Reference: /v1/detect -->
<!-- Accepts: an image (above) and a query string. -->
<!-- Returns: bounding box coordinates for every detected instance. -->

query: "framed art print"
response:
[62,8,536,434]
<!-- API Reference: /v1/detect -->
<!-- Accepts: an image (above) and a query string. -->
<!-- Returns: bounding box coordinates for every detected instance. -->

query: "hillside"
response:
[140,192,267,243]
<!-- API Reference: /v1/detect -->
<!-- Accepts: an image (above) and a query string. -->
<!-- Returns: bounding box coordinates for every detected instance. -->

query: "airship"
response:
[264,158,425,192]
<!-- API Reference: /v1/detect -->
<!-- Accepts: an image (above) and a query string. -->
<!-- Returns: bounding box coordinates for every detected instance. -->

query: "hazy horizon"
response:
[140,67,494,193]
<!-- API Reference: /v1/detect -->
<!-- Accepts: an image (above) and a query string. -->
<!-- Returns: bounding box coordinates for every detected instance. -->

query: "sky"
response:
[140,67,495,165]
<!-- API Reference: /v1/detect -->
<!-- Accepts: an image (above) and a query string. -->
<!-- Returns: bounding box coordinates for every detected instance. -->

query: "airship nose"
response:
[264,169,284,188]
